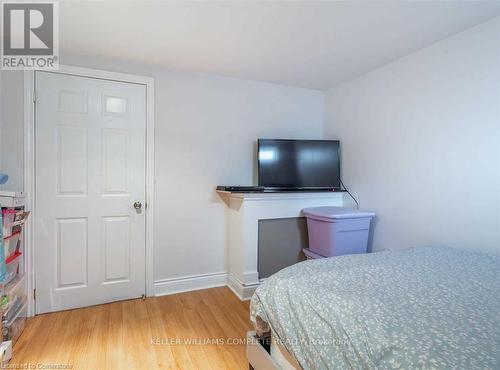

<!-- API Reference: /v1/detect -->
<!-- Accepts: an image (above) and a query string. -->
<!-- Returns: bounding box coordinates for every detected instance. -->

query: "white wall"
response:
[325,17,500,255]
[152,71,323,283]
[38,55,325,286]
[0,70,25,191]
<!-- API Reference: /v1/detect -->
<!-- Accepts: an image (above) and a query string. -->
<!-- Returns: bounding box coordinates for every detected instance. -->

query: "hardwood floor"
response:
[11,287,253,369]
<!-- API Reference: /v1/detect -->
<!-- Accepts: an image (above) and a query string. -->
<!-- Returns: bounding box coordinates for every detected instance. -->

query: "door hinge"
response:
[33,90,37,104]
[33,289,36,300]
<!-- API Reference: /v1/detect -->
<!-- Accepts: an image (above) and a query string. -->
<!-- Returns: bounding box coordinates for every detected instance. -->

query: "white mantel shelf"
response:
[217,190,346,204]
[217,189,345,300]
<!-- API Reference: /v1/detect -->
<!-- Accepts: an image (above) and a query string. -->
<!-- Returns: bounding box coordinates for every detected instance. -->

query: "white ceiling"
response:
[60,1,500,90]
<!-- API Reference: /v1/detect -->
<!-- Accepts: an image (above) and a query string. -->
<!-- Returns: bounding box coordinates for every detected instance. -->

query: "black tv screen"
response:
[258,139,340,189]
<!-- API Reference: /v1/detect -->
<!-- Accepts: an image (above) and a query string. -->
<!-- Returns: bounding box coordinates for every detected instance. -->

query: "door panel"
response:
[35,71,147,314]
[56,217,88,288]
[102,129,128,194]
[56,126,88,195]
[102,216,130,283]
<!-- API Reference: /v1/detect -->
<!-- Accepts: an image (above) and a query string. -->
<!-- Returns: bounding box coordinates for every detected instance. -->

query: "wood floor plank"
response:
[197,301,244,370]
[10,287,252,370]
[106,301,125,369]
[146,298,176,369]
[163,311,197,369]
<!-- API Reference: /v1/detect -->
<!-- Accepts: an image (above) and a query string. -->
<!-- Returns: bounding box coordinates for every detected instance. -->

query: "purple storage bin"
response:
[302,207,375,257]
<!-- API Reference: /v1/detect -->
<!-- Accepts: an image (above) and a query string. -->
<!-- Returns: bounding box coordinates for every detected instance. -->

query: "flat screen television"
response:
[258,139,341,190]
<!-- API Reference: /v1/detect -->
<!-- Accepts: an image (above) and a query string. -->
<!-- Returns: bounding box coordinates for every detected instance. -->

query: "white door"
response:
[35,71,147,314]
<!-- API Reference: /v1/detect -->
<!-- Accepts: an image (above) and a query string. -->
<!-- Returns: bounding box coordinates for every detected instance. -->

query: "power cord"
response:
[340,179,359,209]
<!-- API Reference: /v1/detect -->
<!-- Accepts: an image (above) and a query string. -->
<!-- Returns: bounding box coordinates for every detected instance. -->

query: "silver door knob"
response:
[133,201,142,210]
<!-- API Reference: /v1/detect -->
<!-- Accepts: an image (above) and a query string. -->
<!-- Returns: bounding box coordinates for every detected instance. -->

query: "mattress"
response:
[250,246,500,369]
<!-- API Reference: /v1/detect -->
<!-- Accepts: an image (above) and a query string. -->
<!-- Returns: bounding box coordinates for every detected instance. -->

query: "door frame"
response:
[24,65,155,316]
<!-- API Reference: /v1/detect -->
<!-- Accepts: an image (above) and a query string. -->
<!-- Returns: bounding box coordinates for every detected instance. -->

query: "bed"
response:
[249,246,500,369]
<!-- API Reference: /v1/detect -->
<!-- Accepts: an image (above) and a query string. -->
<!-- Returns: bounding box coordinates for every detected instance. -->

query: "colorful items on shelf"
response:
[0,209,28,284]
[0,213,3,280]
[0,191,28,349]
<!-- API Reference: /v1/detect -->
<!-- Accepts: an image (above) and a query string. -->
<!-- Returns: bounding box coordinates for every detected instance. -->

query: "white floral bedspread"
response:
[250,247,500,369]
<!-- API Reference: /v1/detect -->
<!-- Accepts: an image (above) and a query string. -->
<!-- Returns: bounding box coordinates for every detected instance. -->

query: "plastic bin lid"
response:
[302,206,375,219]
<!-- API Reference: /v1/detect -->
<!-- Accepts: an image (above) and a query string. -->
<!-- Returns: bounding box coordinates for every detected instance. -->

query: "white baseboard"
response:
[227,274,259,301]
[154,272,228,297]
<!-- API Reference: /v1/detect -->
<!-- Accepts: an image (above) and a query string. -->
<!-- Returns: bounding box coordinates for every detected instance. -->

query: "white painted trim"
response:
[227,274,257,301]
[24,65,155,316]
[144,72,155,298]
[217,190,346,207]
[154,272,228,297]
[23,70,35,317]
[43,65,154,86]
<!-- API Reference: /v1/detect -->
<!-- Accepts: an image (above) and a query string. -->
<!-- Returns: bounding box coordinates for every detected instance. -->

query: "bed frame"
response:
[247,331,300,370]
[247,331,279,370]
